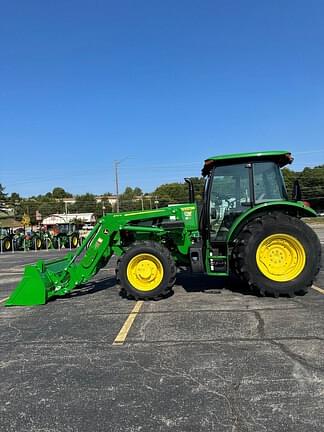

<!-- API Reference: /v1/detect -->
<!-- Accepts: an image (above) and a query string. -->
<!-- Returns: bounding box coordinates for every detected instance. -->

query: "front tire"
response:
[70,233,79,248]
[117,241,176,300]
[36,237,42,250]
[232,213,321,297]
[31,236,42,250]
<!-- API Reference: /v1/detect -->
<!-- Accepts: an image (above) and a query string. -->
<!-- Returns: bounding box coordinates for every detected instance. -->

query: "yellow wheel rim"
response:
[256,234,306,282]
[72,237,78,247]
[127,253,164,291]
[4,240,11,250]
[36,239,41,248]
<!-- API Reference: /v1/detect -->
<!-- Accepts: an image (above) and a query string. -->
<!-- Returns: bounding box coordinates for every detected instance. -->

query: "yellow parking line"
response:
[312,285,324,295]
[0,297,9,304]
[113,301,144,345]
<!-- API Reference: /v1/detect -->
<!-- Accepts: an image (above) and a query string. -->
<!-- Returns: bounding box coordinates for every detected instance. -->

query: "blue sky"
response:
[1,0,324,197]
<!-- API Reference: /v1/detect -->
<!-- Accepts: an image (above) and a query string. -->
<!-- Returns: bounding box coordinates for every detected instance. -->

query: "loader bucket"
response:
[5,257,71,306]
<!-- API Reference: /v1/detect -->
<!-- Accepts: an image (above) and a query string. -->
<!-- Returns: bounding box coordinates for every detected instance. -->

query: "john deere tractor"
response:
[46,224,79,249]
[6,151,321,306]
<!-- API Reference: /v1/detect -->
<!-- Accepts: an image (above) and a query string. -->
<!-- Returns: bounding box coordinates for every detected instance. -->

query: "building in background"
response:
[42,213,96,226]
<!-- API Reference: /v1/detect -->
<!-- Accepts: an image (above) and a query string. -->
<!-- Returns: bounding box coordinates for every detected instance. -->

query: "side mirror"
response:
[292,180,302,201]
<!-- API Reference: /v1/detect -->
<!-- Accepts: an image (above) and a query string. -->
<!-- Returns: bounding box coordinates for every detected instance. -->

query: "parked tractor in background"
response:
[6,150,321,307]
[27,231,42,250]
[14,225,80,251]
[78,224,95,244]
[13,229,26,251]
[49,223,79,249]
[13,229,42,251]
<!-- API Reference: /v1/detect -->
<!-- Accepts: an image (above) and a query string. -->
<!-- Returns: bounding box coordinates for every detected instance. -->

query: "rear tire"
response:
[52,237,59,249]
[117,241,176,300]
[232,213,321,297]
[45,238,53,249]
[2,237,12,252]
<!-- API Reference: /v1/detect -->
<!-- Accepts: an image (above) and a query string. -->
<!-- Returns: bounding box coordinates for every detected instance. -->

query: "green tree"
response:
[96,196,112,218]
[281,165,324,213]
[9,192,20,202]
[14,196,65,224]
[7,192,22,219]
[119,186,143,212]
[282,168,298,197]
[69,194,112,219]
[153,182,188,207]
[282,165,324,200]
[133,187,143,196]
[70,193,97,213]
[52,187,73,199]
[191,177,205,202]
[299,165,324,199]
[38,197,64,218]
[20,199,38,225]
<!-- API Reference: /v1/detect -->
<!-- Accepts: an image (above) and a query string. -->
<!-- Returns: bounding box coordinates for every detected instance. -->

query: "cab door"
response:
[205,163,252,274]
[208,163,252,242]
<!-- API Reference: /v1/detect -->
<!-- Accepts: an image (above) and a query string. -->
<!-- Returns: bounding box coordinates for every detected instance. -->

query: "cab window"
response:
[209,163,251,240]
[253,162,288,203]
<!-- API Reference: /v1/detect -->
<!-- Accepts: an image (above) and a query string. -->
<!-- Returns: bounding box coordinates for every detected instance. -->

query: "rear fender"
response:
[228,202,317,243]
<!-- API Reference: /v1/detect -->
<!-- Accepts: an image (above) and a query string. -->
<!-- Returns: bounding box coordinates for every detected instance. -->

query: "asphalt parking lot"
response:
[0,228,324,432]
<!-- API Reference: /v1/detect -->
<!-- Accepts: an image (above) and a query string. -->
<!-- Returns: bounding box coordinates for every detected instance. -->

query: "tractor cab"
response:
[199,151,294,274]
[202,151,292,242]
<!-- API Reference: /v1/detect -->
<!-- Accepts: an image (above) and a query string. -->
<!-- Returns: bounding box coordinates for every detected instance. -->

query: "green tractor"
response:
[28,231,43,250]
[36,225,80,250]
[50,224,80,249]
[13,228,26,251]
[12,229,43,251]
[6,151,321,306]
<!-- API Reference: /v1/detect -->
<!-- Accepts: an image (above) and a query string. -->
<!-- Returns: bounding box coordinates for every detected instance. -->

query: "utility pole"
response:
[114,161,120,213]
[114,157,132,213]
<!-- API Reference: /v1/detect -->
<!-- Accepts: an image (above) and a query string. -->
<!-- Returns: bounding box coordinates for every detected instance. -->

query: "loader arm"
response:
[5,219,115,306]
[6,204,199,306]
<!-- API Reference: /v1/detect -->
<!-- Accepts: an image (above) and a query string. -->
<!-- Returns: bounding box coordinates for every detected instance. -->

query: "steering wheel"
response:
[221,195,237,209]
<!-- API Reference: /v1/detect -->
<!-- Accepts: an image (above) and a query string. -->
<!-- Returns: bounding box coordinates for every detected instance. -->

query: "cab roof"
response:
[202,150,293,176]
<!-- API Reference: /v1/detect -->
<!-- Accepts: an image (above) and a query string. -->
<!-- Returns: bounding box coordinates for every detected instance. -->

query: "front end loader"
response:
[5,150,321,306]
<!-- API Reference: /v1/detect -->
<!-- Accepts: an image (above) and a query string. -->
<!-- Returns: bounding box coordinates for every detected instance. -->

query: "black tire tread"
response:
[116,241,176,300]
[2,237,12,252]
[70,233,79,248]
[232,213,321,297]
